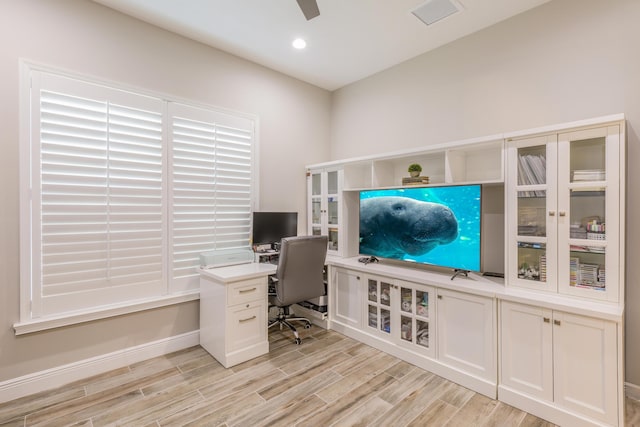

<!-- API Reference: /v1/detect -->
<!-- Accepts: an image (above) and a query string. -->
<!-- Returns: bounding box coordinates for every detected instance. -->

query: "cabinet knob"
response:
[558,211,566,217]
[553,319,561,326]
[543,317,550,323]
[549,211,555,216]
[437,295,442,300]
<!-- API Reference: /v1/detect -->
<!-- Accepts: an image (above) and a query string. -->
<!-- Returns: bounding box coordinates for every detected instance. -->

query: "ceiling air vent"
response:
[411,0,463,26]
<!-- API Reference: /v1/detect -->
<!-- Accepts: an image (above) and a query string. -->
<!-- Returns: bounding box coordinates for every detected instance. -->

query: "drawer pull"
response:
[239,287,257,294]
[239,315,257,323]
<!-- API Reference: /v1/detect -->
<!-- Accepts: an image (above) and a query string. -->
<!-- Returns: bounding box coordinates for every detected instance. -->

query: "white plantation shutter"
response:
[170,103,254,291]
[29,71,165,317]
[21,67,256,322]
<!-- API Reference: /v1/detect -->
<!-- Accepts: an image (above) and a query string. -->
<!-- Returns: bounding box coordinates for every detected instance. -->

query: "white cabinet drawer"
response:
[227,278,266,306]
[227,301,266,352]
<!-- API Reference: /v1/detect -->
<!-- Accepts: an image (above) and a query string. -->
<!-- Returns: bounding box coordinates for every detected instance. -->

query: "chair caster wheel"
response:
[294,338,302,345]
[304,322,312,329]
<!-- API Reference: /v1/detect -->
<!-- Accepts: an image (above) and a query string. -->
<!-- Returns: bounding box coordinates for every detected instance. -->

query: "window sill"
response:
[13,291,200,336]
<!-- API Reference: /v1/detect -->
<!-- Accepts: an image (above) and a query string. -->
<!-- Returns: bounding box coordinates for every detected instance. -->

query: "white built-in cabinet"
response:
[317,114,625,427]
[506,124,623,302]
[500,301,618,426]
[307,168,343,255]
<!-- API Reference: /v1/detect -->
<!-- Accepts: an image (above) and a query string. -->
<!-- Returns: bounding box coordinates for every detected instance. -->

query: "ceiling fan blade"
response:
[296,0,320,20]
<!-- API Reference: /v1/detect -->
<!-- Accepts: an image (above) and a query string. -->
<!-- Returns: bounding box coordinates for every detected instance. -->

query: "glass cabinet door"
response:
[557,126,620,301]
[396,282,434,357]
[509,136,558,292]
[307,168,342,255]
[366,278,392,336]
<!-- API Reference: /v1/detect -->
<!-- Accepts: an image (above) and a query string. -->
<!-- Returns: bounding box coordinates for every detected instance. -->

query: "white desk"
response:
[199,263,277,368]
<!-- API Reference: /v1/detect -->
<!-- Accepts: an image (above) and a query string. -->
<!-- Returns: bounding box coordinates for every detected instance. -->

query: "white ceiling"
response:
[92,0,551,91]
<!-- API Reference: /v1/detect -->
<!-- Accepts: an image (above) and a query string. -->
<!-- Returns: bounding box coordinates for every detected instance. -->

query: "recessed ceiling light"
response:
[292,38,307,49]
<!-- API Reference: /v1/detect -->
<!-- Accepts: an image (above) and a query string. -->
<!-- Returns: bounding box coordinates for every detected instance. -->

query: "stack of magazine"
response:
[573,169,605,181]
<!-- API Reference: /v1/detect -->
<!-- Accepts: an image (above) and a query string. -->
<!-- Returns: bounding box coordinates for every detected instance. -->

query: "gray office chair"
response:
[268,235,328,344]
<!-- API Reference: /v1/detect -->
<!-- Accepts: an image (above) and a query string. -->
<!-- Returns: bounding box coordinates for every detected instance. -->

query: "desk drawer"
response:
[227,301,266,352]
[228,278,266,306]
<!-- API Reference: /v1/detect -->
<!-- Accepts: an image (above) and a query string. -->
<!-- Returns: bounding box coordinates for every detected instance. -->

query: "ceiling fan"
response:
[296,0,320,20]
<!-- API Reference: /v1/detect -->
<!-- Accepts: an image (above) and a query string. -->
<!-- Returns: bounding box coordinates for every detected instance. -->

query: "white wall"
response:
[331,0,640,386]
[0,0,330,383]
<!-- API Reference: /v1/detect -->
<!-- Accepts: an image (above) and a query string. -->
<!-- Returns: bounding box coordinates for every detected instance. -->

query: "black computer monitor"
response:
[252,212,298,247]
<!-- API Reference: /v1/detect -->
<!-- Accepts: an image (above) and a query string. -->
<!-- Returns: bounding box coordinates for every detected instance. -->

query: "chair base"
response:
[268,307,312,345]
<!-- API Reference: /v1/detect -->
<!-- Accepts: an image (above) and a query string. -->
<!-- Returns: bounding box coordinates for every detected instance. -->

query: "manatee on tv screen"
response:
[358,184,482,272]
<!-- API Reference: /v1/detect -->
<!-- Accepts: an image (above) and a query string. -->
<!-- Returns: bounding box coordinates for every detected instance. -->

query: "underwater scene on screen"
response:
[359,185,481,271]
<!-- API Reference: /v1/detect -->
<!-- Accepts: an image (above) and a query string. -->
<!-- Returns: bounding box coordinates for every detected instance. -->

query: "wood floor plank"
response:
[199,366,286,402]
[296,372,396,426]
[140,359,232,397]
[0,386,86,425]
[368,375,449,427]
[251,394,327,427]
[329,396,393,427]
[439,381,476,408]
[163,391,265,427]
[316,352,401,403]
[482,402,527,427]
[518,413,558,427]
[24,367,178,426]
[406,398,459,427]
[375,368,434,405]
[228,371,342,427]
[26,389,142,427]
[256,352,350,401]
[443,393,501,427]
[96,390,203,426]
[627,398,640,427]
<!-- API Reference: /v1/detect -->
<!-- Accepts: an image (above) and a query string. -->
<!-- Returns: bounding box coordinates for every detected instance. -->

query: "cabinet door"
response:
[331,267,361,328]
[553,311,618,425]
[437,289,495,381]
[307,168,343,256]
[397,281,435,358]
[557,125,620,302]
[506,135,558,293]
[500,301,553,401]
[365,277,393,338]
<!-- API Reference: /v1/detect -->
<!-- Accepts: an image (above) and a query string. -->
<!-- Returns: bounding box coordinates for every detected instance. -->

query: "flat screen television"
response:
[252,212,298,246]
[359,185,481,272]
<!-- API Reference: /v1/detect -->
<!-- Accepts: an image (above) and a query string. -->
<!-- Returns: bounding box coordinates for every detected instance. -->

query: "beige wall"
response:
[331,0,640,386]
[0,0,330,382]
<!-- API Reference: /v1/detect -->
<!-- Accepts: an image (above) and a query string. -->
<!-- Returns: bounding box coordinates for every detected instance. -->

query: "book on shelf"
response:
[518,153,546,186]
[572,169,605,181]
[402,176,430,185]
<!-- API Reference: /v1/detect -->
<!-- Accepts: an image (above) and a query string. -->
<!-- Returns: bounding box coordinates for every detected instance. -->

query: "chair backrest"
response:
[273,235,328,306]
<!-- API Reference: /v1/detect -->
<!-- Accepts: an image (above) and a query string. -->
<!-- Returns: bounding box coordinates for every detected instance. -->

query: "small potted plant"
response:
[408,163,422,178]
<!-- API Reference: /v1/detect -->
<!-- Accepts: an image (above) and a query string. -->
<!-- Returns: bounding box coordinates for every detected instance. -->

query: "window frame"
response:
[16,60,259,334]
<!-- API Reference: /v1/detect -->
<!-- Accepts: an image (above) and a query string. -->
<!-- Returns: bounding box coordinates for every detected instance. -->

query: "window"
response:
[19,65,256,327]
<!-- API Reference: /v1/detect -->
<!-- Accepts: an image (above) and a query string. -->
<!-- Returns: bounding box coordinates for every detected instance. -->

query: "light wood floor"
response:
[1,326,639,426]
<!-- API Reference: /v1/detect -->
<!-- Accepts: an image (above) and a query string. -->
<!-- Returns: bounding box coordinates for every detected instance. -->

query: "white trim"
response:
[0,330,200,404]
[626,382,640,401]
[13,291,199,335]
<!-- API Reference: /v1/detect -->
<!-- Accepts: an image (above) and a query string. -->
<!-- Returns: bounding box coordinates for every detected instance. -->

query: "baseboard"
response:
[0,330,200,404]
[626,382,640,401]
